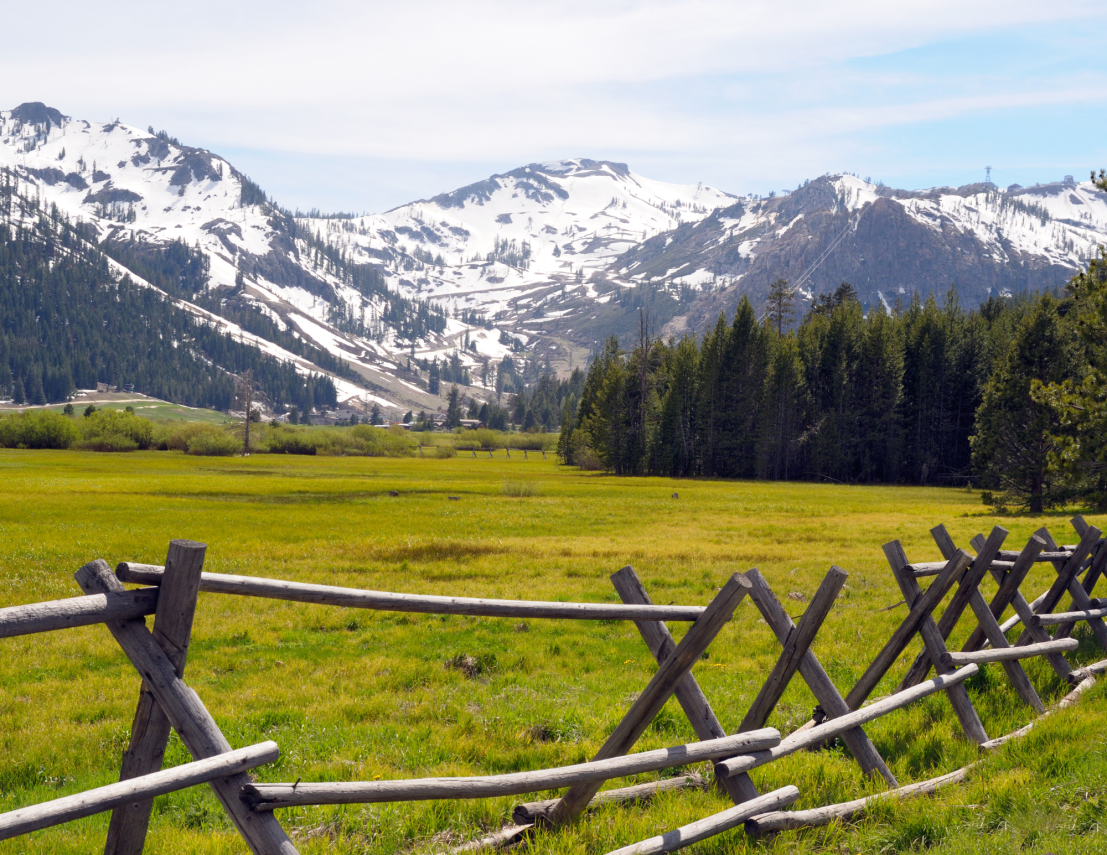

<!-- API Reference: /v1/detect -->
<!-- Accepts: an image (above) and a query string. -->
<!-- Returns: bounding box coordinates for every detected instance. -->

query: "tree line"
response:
[558,240,1107,513]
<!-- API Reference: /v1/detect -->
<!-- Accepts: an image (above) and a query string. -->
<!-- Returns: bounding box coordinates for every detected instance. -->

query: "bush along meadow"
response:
[558,249,1107,514]
[0,407,425,457]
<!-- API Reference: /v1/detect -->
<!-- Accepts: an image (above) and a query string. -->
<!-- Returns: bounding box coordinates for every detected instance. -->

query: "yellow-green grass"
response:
[0,450,1104,854]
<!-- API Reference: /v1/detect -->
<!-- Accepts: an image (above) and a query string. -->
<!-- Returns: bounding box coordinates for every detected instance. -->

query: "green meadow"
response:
[0,450,1104,854]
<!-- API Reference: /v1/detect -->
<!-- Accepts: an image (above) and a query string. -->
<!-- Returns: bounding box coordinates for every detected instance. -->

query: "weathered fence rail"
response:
[1,512,1105,855]
[115,564,709,621]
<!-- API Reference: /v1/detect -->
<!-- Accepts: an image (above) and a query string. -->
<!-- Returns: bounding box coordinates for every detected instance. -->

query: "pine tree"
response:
[971,296,1077,512]
[765,278,795,335]
[1031,249,1107,504]
[756,333,807,479]
[653,336,700,476]
[445,385,462,428]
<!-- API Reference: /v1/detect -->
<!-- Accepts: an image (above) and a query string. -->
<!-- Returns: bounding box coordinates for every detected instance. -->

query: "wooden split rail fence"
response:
[1,515,1105,854]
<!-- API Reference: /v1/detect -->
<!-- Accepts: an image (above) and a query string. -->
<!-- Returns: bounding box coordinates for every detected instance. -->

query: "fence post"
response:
[745,570,896,787]
[610,567,758,805]
[883,543,988,744]
[929,529,1046,713]
[896,526,1008,689]
[74,561,298,855]
[544,574,751,827]
[106,541,206,855]
[1034,523,1107,650]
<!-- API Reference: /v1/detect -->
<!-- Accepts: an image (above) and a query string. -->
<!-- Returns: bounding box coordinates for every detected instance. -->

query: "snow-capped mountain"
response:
[614,174,1107,336]
[296,159,735,365]
[0,102,454,412]
[4,101,1104,412]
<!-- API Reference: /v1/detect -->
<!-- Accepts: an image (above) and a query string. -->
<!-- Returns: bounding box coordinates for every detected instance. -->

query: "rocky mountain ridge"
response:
[3,101,1104,414]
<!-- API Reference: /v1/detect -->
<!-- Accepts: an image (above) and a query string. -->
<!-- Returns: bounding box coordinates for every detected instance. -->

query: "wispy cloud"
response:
[3,1,1104,209]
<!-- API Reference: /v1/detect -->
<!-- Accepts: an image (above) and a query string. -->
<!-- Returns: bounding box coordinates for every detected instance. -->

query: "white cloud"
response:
[3,0,1104,209]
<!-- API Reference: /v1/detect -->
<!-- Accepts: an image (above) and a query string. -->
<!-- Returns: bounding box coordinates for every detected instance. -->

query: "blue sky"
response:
[3,1,1105,212]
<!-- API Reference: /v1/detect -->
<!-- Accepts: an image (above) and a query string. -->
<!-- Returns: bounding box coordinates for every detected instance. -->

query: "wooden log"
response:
[1051,518,1107,646]
[744,570,896,787]
[963,534,1047,652]
[967,532,1073,681]
[744,766,971,835]
[609,567,755,805]
[243,730,779,809]
[942,638,1079,666]
[602,786,799,855]
[928,528,1044,713]
[0,742,279,842]
[908,559,1013,577]
[115,564,708,622]
[106,540,207,855]
[884,543,987,744]
[0,589,158,640]
[997,590,1051,633]
[74,561,299,855]
[544,573,752,827]
[996,550,1073,562]
[1014,524,1102,651]
[448,823,533,854]
[845,549,970,711]
[1033,607,1107,626]
[716,665,978,779]
[738,567,846,733]
[512,774,706,825]
[746,655,1107,837]
[898,526,1008,689]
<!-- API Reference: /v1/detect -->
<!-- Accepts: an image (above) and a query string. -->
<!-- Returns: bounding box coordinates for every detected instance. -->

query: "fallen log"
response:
[604,786,800,855]
[746,657,1107,836]
[744,768,971,835]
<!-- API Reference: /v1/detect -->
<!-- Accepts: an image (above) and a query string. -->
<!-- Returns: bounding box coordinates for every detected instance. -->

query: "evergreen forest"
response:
[559,246,1107,513]
[0,177,338,413]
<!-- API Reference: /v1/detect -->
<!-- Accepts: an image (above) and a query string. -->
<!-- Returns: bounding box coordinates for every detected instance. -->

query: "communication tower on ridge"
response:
[985,166,992,184]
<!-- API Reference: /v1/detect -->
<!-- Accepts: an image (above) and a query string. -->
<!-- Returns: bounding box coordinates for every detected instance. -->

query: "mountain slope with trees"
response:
[0,171,337,411]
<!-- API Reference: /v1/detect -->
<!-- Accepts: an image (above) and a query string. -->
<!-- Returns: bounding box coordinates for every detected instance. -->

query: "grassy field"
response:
[0,397,231,424]
[0,450,1104,854]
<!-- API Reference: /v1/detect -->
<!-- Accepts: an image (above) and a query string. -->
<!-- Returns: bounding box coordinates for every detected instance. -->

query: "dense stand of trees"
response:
[101,238,361,388]
[0,178,337,412]
[558,282,1047,489]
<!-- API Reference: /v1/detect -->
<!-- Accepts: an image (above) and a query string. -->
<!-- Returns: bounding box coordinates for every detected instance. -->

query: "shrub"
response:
[349,424,416,457]
[457,428,557,452]
[501,479,541,497]
[267,428,322,455]
[186,432,241,456]
[504,432,555,451]
[72,435,140,452]
[80,410,154,449]
[434,444,456,459]
[158,422,221,452]
[0,410,80,449]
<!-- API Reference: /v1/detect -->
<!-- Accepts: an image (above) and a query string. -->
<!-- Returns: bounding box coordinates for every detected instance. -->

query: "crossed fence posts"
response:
[1,516,1106,855]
